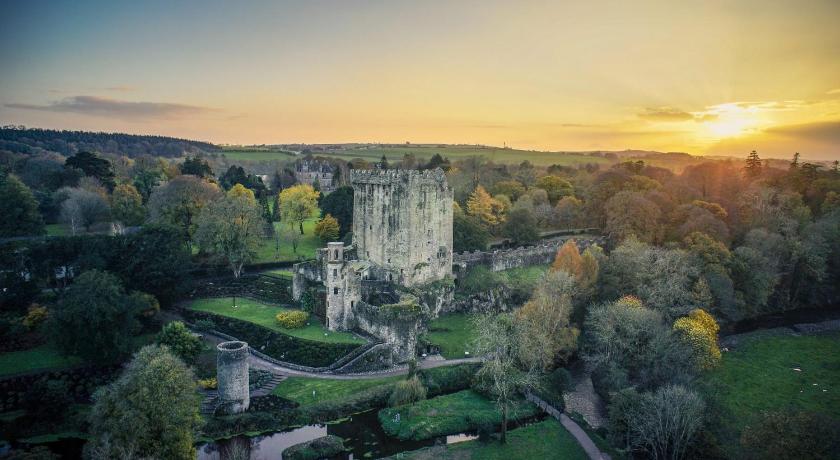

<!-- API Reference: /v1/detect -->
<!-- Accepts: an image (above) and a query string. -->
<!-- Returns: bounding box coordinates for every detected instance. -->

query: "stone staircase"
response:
[199,372,287,415]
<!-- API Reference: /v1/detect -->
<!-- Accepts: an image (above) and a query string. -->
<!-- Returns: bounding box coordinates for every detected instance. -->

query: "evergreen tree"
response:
[744,150,763,178]
[0,173,44,237]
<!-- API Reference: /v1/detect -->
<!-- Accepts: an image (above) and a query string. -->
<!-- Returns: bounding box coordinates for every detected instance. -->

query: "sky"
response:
[1,0,839,160]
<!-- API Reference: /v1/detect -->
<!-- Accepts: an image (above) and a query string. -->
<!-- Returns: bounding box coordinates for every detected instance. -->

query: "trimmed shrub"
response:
[389,376,428,407]
[198,377,217,389]
[157,321,203,364]
[22,305,48,330]
[193,318,216,332]
[276,310,309,329]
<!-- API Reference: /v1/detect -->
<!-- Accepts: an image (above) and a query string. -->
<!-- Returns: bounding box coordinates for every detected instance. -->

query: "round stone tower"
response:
[216,341,250,414]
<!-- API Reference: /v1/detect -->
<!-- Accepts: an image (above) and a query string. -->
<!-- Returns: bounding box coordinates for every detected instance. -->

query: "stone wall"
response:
[216,341,250,414]
[453,236,604,275]
[351,169,453,286]
[352,299,423,362]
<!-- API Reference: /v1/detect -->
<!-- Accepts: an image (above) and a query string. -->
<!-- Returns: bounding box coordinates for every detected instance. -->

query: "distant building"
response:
[294,158,335,193]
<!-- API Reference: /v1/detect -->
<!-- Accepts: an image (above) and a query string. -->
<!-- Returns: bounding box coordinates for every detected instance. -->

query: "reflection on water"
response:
[199,409,473,460]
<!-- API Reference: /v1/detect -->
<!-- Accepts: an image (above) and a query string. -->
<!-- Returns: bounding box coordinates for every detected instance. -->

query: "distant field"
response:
[0,344,83,376]
[321,146,613,167]
[215,149,297,161]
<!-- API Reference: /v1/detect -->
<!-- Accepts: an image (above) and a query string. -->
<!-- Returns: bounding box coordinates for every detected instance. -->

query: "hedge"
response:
[181,309,360,368]
[276,310,309,329]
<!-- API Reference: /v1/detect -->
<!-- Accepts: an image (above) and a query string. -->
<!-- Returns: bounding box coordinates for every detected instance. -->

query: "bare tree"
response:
[194,194,264,278]
[58,187,110,234]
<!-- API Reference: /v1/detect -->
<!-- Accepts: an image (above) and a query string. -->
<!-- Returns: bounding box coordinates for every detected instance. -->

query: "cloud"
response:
[104,86,136,92]
[827,88,840,95]
[764,120,840,143]
[637,106,694,122]
[5,96,214,120]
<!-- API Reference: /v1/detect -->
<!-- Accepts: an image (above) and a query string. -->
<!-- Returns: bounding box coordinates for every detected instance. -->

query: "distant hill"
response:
[0,126,218,158]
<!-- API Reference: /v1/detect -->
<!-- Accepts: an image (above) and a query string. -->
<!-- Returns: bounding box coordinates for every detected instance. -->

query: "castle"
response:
[325,168,453,331]
[294,158,335,193]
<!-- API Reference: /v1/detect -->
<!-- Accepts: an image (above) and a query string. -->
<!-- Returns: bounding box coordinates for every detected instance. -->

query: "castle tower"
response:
[325,241,346,330]
[351,169,453,286]
[216,341,249,414]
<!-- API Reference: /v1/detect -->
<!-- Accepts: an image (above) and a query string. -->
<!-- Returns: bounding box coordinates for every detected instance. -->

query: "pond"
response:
[198,408,479,460]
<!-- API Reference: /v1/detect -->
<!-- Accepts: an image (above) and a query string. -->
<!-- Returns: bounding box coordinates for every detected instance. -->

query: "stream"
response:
[197,408,479,460]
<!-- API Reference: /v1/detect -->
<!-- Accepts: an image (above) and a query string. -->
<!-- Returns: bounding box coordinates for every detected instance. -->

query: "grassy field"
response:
[216,148,297,161]
[272,375,403,407]
[390,419,588,460]
[379,389,540,441]
[186,297,363,344]
[321,146,613,167]
[426,314,477,359]
[700,330,840,455]
[0,344,83,376]
[45,223,68,236]
[253,215,323,263]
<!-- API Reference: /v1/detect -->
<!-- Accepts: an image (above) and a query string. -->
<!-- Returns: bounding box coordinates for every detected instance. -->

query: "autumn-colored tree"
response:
[278,184,319,234]
[227,183,256,203]
[314,214,340,241]
[515,270,579,369]
[110,183,145,228]
[492,180,526,201]
[551,240,583,277]
[535,175,574,205]
[673,308,721,370]
[579,247,600,288]
[466,185,503,227]
[554,196,583,229]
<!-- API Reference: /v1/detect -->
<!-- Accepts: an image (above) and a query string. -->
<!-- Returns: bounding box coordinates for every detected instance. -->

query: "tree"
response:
[0,173,44,237]
[227,183,256,203]
[65,151,115,190]
[86,345,202,460]
[110,183,145,228]
[554,196,583,230]
[282,223,303,256]
[156,321,202,364]
[147,175,222,244]
[502,208,538,244]
[472,313,539,443]
[551,240,583,276]
[604,191,663,244]
[47,270,154,361]
[492,180,526,201]
[466,185,504,227]
[278,184,319,235]
[194,194,264,278]
[744,150,763,178]
[515,270,579,369]
[319,186,353,237]
[630,385,705,460]
[180,156,213,178]
[113,225,192,306]
[535,175,574,205]
[453,213,490,252]
[58,187,110,234]
[740,409,840,460]
[672,309,721,370]
[314,214,340,241]
[218,165,267,196]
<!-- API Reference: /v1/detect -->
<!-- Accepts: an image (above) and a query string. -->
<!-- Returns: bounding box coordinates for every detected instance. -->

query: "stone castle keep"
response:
[325,169,453,332]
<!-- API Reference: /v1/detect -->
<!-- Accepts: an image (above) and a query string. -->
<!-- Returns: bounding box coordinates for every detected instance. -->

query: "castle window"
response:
[351,301,355,307]
[333,287,339,295]
[333,269,337,277]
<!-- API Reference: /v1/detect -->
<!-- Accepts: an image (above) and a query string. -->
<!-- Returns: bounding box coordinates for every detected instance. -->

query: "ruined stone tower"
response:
[216,341,250,414]
[351,168,453,286]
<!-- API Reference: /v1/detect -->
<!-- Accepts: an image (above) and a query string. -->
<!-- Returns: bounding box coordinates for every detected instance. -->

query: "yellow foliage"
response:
[276,310,309,329]
[616,295,644,309]
[466,186,503,226]
[22,304,48,330]
[551,240,583,277]
[228,183,256,203]
[673,308,721,370]
[197,377,217,389]
[579,247,599,288]
[314,214,340,241]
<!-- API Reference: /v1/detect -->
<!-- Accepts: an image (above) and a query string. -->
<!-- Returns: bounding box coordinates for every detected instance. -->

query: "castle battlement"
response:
[350,168,448,187]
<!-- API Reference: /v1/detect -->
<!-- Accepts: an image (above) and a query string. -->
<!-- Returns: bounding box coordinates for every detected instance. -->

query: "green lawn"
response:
[186,297,363,344]
[379,390,540,441]
[700,330,840,455]
[0,344,83,376]
[272,375,403,407]
[45,223,68,236]
[390,419,588,460]
[253,216,323,263]
[216,148,297,161]
[426,314,477,359]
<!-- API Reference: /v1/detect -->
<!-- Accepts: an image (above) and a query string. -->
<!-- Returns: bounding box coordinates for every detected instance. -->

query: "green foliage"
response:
[87,345,202,460]
[194,194,264,278]
[110,183,145,226]
[47,270,153,361]
[502,207,539,244]
[740,409,840,460]
[180,156,213,178]
[157,321,203,364]
[278,184,320,235]
[275,310,309,329]
[319,186,354,237]
[0,271,39,313]
[22,379,72,421]
[459,266,507,296]
[535,174,574,204]
[65,151,115,190]
[283,435,347,460]
[389,376,428,407]
[0,173,44,237]
[453,213,490,252]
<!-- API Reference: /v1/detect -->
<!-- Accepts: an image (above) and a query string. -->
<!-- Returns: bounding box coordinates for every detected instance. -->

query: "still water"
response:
[198,409,478,460]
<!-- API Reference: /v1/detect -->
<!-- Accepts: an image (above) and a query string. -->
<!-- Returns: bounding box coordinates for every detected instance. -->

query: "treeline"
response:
[0,126,217,158]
